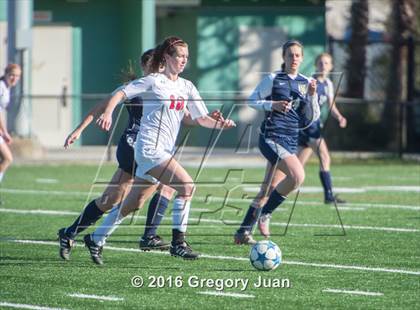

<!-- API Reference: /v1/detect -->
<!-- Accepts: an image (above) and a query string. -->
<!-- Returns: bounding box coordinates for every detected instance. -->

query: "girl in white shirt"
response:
[0,64,21,190]
[84,37,236,263]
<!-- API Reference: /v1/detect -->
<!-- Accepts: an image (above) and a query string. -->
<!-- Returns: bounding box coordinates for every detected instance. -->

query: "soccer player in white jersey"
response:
[297,53,347,204]
[82,36,236,264]
[0,64,21,197]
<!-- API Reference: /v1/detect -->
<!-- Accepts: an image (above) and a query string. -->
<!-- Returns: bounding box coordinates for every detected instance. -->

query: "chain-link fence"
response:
[328,37,420,154]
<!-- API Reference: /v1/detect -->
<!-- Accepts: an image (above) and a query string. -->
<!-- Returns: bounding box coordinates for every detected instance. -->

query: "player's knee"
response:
[290,170,305,189]
[160,186,176,200]
[3,154,13,167]
[180,182,195,198]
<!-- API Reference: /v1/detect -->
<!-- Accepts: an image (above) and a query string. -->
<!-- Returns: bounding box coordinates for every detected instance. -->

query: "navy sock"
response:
[261,190,286,215]
[319,171,334,201]
[65,200,104,239]
[238,206,262,233]
[143,194,169,238]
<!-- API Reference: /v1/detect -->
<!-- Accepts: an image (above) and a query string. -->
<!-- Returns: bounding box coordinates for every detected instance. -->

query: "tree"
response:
[346,0,369,98]
[382,0,416,151]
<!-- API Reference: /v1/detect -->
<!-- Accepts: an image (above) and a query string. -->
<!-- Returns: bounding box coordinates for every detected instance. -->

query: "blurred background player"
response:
[0,64,22,203]
[87,36,235,264]
[297,52,347,204]
[234,40,319,243]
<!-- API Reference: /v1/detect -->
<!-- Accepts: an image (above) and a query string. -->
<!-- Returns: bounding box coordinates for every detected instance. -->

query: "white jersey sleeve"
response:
[187,82,208,120]
[304,76,320,124]
[326,78,335,104]
[122,75,154,100]
[111,85,125,96]
[248,73,275,111]
[0,80,10,111]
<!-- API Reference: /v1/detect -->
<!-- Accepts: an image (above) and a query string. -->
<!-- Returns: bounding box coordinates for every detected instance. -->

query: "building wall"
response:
[158,1,326,147]
[31,0,325,147]
[34,0,143,145]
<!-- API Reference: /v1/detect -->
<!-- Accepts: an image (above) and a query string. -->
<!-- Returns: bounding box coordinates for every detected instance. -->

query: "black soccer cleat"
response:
[325,195,346,204]
[139,235,170,251]
[170,241,199,260]
[58,228,74,261]
[83,234,103,265]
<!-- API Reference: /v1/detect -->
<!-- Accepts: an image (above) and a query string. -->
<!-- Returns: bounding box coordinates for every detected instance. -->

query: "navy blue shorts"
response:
[258,134,295,166]
[116,133,137,175]
[299,120,322,147]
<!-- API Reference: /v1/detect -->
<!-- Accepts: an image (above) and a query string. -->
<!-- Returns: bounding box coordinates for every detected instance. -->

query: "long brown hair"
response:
[149,36,188,73]
[120,49,155,83]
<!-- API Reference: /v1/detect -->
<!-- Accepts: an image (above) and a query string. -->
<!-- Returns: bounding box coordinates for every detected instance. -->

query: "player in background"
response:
[297,52,347,204]
[58,49,225,260]
[234,40,319,243]
[0,64,22,202]
[85,36,236,264]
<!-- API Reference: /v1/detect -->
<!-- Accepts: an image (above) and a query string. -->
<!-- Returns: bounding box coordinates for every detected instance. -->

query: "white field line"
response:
[0,207,418,233]
[197,291,255,298]
[244,186,420,193]
[35,179,59,184]
[322,288,383,296]
[2,187,419,211]
[67,293,123,301]
[0,301,68,310]
[333,207,366,211]
[8,239,420,276]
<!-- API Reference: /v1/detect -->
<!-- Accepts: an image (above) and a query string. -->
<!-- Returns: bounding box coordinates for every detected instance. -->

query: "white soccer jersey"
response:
[122,73,208,152]
[325,77,335,103]
[0,80,10,112]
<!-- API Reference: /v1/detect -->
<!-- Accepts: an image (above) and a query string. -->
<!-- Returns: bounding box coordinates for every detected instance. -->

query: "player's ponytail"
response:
[281,63,285,72]
[119,60,137,83]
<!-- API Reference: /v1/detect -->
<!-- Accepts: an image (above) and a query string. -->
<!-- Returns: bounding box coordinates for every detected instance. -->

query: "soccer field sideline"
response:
[0,206,418,233]
[7,239,420,276]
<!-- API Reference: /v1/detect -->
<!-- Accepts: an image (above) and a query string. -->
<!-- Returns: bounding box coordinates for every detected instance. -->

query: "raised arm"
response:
[182,109,224,126]
[95,90,126,131]
[64,97,110,148]
[248,74,275,111]
[195,115,235,129]
[96,76,154,131]
[303,78,320,125]
[326,79,347,128]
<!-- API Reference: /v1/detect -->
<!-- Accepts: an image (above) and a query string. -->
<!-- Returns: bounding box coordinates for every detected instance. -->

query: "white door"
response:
[31,25,73,147]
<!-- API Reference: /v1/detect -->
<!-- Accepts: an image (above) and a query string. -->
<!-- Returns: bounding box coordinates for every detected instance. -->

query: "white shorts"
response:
[134,139,174,184]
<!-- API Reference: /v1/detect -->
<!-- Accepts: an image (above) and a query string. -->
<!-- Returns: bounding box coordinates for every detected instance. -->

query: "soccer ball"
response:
[250,240,282,271]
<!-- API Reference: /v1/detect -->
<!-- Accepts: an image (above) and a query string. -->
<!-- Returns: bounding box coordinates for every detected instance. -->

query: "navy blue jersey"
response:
[122,96,143,135]
[248,71,320,154]
[116,96,143,174]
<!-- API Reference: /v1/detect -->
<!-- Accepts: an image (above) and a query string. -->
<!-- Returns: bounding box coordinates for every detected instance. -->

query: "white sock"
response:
[92,205,125,246]
[172,198,191,233]
[0,172,4,183]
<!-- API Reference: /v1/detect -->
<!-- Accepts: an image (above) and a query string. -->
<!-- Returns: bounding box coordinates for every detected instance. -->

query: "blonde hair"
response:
[315,52,333,65]
[5,63,21,74]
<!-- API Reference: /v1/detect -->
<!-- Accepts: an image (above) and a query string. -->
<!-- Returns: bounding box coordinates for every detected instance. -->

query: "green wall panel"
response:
[34,0,143,145]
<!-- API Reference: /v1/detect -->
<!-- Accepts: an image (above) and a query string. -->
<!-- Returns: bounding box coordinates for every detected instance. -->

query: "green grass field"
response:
[0,160,419,309]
